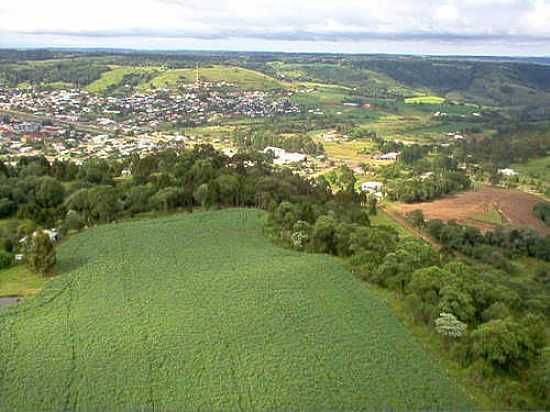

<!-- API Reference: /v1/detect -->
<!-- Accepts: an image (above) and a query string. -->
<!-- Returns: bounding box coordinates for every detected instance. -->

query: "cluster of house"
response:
[0,117,193,163]
[0,84,300,132]
[0,80,306,164]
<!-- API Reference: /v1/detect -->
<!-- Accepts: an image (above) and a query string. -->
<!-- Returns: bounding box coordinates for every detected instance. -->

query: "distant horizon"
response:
[2,46,550,60]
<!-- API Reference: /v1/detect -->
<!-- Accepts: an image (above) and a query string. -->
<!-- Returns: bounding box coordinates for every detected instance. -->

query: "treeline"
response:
[0,61,110,88]
[233,128,324,155]
[534,202,550,226]
[385,172,471,203]
[0,146,331,259]
[408,212,550,264]
[465,125,550,166]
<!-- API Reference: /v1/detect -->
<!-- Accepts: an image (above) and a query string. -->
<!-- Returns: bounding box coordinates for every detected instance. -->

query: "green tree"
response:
[193,183,210,209]
[471,318,540,371]
[435,312,467,339]
[25,230,56,276]
[35,177,65,208]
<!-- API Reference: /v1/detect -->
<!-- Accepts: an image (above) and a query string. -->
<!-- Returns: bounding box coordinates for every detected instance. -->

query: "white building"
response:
[498,168,519,177]
[263,147,306,165]
[361,181,383,191]
[377,152,400,161]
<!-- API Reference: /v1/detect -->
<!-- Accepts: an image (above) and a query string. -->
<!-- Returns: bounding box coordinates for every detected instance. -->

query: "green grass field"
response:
[88,65,290,92]
[86,66,159,93]
[405,95,446,105]
[0,265,47,297]
[471,206,504,225]
[513,156,550,181]
[0,209,471,411]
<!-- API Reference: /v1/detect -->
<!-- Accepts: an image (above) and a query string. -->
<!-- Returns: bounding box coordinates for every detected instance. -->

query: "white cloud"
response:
[1,0,550,54]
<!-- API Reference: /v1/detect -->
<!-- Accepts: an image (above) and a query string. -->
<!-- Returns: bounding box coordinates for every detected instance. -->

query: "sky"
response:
[1,0,550,55]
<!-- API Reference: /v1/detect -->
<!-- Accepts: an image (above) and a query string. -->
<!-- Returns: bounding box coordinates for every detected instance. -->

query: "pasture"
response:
[0,209,471,411]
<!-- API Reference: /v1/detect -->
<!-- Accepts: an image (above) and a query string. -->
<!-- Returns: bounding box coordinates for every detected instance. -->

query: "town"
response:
[0,80,301,163]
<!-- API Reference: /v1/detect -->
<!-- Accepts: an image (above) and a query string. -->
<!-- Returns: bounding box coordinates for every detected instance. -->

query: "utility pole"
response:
[195,63,200,89]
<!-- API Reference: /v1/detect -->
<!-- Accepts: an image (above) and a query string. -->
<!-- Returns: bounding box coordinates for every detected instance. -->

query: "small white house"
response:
[377,152,400,161]
[361,181,383,192]
[263,147,307,165]
[19,229,59,245]
[498,168,518,177]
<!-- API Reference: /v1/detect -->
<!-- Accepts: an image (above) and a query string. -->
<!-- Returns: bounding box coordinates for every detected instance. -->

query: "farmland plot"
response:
[0,209,472,411]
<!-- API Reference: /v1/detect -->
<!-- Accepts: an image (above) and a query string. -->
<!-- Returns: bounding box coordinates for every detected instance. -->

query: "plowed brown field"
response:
[394,186,550,236]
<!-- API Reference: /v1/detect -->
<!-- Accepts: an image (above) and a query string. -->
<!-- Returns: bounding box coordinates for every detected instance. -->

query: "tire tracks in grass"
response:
[117,236,156,412]
[63,275,79,412]
[0,317,17,408]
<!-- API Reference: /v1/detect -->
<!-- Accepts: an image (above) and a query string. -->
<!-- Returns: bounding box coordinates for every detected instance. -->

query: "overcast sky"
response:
[1,0,550,55]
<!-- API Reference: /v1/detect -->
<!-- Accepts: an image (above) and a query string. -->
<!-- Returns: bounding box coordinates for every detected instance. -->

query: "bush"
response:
[0,250,13,270]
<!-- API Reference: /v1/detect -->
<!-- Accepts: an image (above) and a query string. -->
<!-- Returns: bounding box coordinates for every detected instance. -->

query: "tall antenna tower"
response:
[195,63,200,89]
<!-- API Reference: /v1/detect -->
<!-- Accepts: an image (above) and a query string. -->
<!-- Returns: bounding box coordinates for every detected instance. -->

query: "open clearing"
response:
[0,209,471,411]
[404,95,446,104]
[395,186,550,236]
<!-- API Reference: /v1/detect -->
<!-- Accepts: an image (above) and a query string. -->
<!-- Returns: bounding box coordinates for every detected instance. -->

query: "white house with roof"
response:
[263,147,307,165]
[361,181,385,198]
[498,168,519,177]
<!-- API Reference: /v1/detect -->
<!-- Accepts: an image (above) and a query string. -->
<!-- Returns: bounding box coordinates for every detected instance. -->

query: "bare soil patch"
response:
[394,186,550,236]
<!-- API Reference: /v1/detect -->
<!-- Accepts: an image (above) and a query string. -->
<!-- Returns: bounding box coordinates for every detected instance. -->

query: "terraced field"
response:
[0,209,472,411]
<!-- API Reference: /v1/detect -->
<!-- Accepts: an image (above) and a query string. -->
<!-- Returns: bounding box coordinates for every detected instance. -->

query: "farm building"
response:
[263,146,307,165]
[376,152,400,161]
[498,168,519,177]
[361,182,385,198]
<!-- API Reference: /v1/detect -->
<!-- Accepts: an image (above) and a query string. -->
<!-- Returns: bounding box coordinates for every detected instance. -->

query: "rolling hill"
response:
[0,209,472,411]
[86,65,290,93]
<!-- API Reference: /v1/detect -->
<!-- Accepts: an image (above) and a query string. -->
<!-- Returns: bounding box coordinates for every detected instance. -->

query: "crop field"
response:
[0,209,471,411]
[395,186,550,236]
[404,95,446,104]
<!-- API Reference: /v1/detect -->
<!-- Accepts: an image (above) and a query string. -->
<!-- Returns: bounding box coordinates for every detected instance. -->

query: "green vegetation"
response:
[0,265,47,297]
[86,66,159,94]
[513,156,550,181]
[0,209,471,411]
[370,210,414,238]
[405,95,446,104]
[534,201,550,225]
[471,206,504,225]
[140,65,289,91]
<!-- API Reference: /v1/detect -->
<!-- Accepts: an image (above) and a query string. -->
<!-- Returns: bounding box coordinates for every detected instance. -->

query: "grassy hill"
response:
[86,65,291,93]
[0,209,472,411]
[85,66,160,94]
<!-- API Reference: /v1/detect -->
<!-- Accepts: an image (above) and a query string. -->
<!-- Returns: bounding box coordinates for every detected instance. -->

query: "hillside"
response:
[0,209,472,411]
[85,65,290,93]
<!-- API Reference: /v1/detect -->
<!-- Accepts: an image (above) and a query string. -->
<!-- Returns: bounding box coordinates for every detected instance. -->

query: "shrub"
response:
[0,250,13,270]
